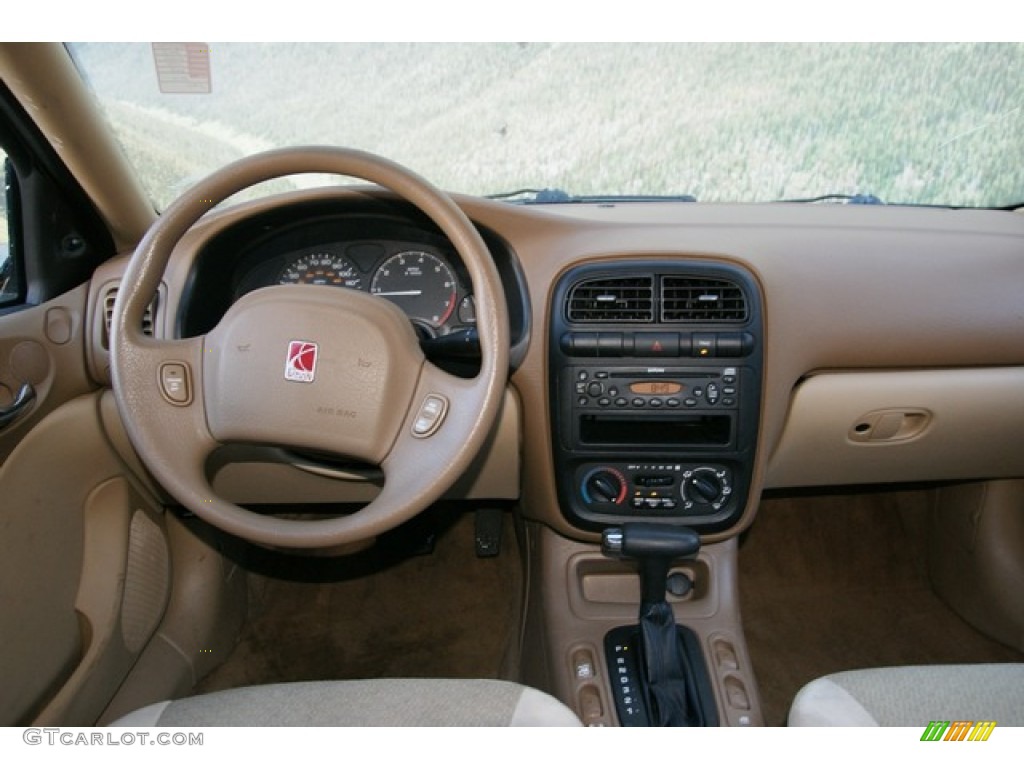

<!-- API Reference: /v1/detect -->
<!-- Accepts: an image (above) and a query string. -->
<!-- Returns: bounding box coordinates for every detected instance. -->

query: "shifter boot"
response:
[640,600,696,726]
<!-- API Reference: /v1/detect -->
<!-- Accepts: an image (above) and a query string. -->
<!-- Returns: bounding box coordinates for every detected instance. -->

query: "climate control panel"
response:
[576,462,735,517]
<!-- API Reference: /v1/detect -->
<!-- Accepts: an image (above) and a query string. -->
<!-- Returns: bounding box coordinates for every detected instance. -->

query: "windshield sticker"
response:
[152,43,211,94]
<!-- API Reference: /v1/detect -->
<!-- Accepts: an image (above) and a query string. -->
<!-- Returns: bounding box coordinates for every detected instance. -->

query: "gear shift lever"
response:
[603,523,704,726]
[602,524,700,607]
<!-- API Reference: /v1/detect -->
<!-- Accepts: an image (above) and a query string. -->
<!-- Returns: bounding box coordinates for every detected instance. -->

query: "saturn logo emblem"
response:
[284,340,318,383]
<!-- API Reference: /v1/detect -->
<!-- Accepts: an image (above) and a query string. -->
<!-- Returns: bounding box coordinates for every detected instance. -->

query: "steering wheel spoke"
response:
[381,361,494,495]
[111,334,220,501]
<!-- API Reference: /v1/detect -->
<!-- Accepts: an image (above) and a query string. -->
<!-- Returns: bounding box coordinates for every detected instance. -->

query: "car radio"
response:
[548,261,763,533]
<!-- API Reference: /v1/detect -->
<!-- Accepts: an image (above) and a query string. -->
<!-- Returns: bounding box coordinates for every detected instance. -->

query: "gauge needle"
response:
[374,290,423,296]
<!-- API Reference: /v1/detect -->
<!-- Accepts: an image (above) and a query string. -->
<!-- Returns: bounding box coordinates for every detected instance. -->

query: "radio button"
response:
[587,382,604,397]
[615,398,628,407]
[598,398,611,407]
[608,387,619,397]
[575,382,588,394]
[706,383,721,405]
[666,398,681,408]
[578,370,589,381]
[595,371,609,379]
[632,398,645,407]
[684,398,698,407]
[578,397,589,406]
[723,386,737,395]
[722,397,736,407]
[649,398,663,407]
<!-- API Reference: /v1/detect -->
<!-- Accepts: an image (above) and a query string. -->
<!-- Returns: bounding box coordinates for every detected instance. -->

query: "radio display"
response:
[629,381,683,395]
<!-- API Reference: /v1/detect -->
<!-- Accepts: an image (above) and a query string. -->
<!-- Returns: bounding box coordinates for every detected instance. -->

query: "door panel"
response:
[0,283,93,463]
[0,392,169,726]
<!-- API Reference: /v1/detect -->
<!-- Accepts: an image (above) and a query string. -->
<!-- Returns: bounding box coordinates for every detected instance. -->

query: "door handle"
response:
[0,382,36,429]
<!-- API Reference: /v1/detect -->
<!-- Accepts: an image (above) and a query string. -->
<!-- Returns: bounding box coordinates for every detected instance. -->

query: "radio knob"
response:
[582,468,627,506]
[682,469,724,506]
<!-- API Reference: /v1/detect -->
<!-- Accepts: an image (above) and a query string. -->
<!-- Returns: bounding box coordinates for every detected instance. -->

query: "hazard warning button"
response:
[633,332,679,357]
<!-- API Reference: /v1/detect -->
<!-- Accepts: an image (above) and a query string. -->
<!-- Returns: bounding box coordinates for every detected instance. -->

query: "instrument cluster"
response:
[234,239,476,339]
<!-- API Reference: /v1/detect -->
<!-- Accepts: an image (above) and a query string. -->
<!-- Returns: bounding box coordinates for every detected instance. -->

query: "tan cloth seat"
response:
[111,678,582,727]
[788,664,1024,726]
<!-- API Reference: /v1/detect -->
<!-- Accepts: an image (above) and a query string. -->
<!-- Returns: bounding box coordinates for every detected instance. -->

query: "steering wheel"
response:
[111,147,510,549]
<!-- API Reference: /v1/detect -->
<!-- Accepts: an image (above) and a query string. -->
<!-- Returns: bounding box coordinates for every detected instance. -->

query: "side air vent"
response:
[566,276,654,323]
[102,286,157,349]
[661,276,748,322]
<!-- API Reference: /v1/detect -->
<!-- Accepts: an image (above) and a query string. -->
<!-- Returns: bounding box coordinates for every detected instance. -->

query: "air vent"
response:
[567,276,654,323]
[102,286,157,349]
[661,276,747,322]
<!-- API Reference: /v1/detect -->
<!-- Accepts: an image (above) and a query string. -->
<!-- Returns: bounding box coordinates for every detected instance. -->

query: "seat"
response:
[788,664,1024,726]
[110,678,583,727]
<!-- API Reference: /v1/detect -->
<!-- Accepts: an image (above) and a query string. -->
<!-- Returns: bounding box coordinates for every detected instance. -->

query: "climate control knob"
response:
[581,468,627,506]
[681,468,727,507]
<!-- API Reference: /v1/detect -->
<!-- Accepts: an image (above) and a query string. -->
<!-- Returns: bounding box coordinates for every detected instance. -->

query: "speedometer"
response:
[279,253,363,289]
[370,251,458,328]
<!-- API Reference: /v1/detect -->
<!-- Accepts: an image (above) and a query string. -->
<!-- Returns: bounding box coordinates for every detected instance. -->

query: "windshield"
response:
[68,42,1023,209]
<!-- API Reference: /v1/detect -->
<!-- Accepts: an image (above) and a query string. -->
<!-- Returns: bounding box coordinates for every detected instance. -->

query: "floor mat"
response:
[195,508,522,694]
[738,488,1024,726]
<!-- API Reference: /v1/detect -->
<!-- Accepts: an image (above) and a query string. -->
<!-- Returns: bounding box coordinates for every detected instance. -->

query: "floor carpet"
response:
[195,507,522,694]
[738,487,1024,725]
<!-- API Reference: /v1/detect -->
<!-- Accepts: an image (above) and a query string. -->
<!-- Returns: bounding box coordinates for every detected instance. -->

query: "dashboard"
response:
[84,189,1024,543]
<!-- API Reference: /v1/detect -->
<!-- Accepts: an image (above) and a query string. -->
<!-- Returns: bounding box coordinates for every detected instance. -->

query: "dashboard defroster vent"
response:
[102,286,157,349]
[661,277,748,322]
[567,276,654,323]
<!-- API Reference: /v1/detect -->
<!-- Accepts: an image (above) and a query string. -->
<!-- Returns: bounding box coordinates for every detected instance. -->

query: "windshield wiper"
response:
[778,193,885,205]
[488,188,697,204]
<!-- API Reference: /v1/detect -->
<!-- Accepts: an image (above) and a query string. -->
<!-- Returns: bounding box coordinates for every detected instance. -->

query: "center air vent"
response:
[566,276,654,323]
[661,276,747,322]
[102,286,157,349]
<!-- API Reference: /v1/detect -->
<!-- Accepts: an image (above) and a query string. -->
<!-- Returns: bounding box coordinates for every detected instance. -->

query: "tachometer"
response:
[279,253,363,289]
[370,251,458,328]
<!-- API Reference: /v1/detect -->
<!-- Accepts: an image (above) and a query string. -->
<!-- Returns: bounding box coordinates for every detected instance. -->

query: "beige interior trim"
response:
[929,480,1024,652]
[34,478,169,726]
[98,514,248,725]
[0,392,168,726]
[0,43,155,250]
[766,368,1024,488]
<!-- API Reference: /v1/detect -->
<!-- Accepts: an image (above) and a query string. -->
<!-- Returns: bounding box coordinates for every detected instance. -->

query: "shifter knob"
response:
[602,523,700,561]
[602,523,700,607]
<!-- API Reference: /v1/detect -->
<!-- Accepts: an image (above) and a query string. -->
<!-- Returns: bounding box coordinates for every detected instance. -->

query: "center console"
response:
[549,260,763,533]
[531,259,765,726]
